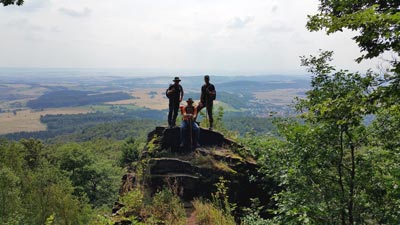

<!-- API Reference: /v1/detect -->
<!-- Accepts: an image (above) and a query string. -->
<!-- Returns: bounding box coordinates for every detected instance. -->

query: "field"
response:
[0,75,309,135]
[107,88,233,112]
[254,88,307,105]
[0,107,93,135]
[107,88,170,110]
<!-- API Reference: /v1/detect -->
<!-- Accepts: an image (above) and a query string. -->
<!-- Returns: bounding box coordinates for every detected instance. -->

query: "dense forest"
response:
[2,107,165,141]
[26,90,134,109]
[1,0,400,224]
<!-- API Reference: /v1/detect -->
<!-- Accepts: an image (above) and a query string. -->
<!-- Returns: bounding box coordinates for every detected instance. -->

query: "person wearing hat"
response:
[166,76,184,128]
[196,75,216,130]
[179,98,200,148]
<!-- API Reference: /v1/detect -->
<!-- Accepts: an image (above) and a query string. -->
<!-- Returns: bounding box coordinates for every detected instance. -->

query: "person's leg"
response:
[172,101,179,127]
[193,122,200,146]
[206,103,213,129]
[180,121,188,146]
[167,102,173,127]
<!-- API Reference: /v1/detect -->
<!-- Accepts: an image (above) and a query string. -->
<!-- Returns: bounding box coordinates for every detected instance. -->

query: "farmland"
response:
[0,74,309,135]
[0,107,93,134]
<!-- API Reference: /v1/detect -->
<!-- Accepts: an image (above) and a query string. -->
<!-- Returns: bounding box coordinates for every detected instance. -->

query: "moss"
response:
[212,160,237,174]
[191,152,237,174]
[145,134,162,157]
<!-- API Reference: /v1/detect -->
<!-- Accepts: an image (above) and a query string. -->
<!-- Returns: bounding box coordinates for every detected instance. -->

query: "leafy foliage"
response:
[307,0,400,106]
[55,142,123,207]
[307,1,400,66]
[249,51,400,224]
[1,0,23,6]
[120,137,145,166]
[0,138,95,224]
[192,199,236,225]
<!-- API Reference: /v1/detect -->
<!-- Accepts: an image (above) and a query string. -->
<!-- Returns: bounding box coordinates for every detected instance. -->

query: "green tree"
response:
[21,138,44,170]
[307,1,400,105]
[120,137,142,166]
[0,167,24,224]
[254,51,400,224]
[57,143,122,207]
[0,139,94,224]
[307,1,400,69]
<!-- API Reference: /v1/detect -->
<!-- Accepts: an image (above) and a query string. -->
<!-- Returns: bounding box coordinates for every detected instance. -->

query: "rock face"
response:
[114,126,273,220]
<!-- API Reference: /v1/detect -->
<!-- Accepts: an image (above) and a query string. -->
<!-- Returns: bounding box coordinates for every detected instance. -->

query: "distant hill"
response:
[217,79,309,92]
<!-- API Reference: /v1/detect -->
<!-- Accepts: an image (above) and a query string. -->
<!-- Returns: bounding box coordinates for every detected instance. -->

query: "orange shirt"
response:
[180,105,197,121]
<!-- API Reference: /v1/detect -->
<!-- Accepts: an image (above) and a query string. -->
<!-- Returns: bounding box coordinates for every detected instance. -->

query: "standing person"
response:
[180,98,200,148]
[197,75,216,130]
[166,77,184,128]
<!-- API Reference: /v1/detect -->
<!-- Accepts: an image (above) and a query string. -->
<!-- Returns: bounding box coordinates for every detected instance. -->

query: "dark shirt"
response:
[167,84,183,101]
[200,83,215,103]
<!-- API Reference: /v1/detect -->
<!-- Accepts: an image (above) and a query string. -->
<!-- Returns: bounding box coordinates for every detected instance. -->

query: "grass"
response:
[191,152,237,174]
[192,199,236,225]
[114,187,186,225]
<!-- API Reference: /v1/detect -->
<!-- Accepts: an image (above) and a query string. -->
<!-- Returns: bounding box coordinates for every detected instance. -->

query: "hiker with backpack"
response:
[196,75,216,130]
[166,77,184,128]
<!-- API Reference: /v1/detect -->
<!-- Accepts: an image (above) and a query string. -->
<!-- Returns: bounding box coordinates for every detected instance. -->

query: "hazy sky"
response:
[0,0,386,76]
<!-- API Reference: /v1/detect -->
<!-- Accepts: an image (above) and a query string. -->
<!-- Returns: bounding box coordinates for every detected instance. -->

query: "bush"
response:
[192,199,236,225]
[145,188,186,225]
[119,189,144,217]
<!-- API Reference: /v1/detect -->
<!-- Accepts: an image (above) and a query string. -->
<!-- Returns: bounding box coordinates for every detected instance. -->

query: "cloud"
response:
[59,7,91,17]
[6,18,44,31]
[259,23,293,33]
[50,26,61,33]
[271,5,278,13]
[227,16,254,29]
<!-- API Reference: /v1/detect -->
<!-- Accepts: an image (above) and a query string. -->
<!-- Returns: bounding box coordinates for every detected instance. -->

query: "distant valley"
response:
[0,70,309,139]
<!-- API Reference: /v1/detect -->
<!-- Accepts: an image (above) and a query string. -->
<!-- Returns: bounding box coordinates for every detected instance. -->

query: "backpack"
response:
[211,89,216,100]
[208,84,216,100]
[165,88,170,98]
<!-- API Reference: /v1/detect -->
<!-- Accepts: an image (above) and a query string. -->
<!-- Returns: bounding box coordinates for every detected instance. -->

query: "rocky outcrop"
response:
[112,126,274,222]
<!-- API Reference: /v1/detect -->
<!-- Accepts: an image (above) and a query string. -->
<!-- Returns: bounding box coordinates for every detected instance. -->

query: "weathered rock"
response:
[119,173,136,195]
[113,220,132,225]
[112,201,125,215]
[114,126,275,221]
[149,158,194,175]
[147,126,234,153]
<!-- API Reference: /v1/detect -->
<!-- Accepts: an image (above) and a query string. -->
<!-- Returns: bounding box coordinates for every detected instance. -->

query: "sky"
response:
[0,0,388,76]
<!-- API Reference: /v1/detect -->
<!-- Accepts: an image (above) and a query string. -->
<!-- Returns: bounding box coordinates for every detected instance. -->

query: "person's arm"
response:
[193,107,198,120]
[179,85,184,102]
[167,85,174,95]
[200,86,205,103]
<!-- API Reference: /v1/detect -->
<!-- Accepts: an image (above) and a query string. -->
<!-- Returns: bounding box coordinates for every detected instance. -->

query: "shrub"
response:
[144,188,186,225]
[192,199,236,225]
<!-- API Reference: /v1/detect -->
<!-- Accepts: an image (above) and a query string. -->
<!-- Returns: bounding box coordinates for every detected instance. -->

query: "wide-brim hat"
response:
[173,77,181,82]
[186,98,194,103]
